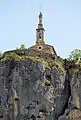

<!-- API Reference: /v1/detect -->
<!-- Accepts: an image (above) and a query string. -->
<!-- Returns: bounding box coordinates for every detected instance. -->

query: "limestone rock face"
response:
[70,72,81,109]
[0,59,81,120]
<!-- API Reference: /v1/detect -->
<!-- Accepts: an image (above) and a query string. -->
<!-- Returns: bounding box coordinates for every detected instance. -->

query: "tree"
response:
[20,44,25,50]
[16,44,26,50]
[68,49,81,61]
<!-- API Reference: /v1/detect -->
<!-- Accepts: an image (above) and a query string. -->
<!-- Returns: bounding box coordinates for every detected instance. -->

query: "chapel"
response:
[3,12,57,61]
[29,12,57,56]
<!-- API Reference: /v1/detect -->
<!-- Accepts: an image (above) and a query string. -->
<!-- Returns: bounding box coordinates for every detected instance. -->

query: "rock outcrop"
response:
[0,57,81,120]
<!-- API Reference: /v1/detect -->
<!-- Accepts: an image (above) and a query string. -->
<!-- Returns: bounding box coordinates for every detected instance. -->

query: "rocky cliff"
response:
[0,56,81,120]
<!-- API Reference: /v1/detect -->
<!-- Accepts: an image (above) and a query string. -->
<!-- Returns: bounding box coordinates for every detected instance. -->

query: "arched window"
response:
[39,33,41,39]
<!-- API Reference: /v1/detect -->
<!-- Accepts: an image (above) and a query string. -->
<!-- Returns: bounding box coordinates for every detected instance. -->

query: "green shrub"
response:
[21,51,25,55]
[68,49,81,61]
[4,52,21,60]
[16,44,27,50]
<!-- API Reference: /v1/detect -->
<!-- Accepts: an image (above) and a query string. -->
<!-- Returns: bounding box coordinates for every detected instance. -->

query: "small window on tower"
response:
[39,33,41,39]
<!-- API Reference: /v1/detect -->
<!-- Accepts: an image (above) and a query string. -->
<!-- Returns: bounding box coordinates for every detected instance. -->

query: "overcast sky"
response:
[0,0,81,58]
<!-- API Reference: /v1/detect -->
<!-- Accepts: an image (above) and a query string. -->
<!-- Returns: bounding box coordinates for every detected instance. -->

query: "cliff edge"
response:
[0,54,81,120]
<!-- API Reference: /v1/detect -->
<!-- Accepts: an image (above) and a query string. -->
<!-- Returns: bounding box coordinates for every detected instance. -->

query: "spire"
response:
[36,12,45,44]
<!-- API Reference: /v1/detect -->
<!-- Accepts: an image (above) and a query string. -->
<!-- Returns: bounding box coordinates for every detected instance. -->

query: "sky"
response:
[0,0,81,58]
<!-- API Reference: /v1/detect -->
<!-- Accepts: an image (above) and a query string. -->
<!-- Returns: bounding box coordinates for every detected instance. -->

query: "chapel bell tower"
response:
[36,12,45,44]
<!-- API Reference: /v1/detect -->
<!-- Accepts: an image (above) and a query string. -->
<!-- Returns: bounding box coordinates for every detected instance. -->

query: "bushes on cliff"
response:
[4,52,21,60]
[68,49,81,61]
[67,49,81,72]
[16,44,27,50]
